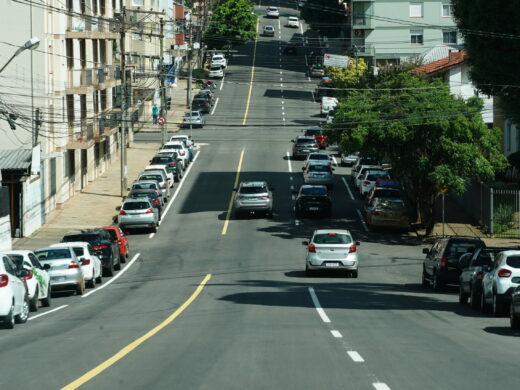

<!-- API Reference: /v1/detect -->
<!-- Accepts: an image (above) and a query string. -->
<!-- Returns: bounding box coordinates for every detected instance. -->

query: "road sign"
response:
[157,116,166,126]
[323,54,349,69]
[437,186,448,193]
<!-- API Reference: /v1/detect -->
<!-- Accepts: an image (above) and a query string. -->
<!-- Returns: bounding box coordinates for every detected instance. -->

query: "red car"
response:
[304,127,327,149]
[100,226,129,263]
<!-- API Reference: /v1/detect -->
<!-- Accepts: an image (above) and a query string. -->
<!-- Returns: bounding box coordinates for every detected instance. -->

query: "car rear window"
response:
[62,234,97,243]
[296,138,315,144]
[305,129,321,135]
[133,183,157,190]
[72,247,85,256]
[373,189,400,198]
[104,229,117,240]
[506,256,520,268]
[475,251,496,266]
[301,187,327,196]
[210,66,221,71]
[308,165,330,172]
[130,192,152,199]
[240,186,266,194]
[367,172,389,181]
[446,242,481,259]
[313,234,352,244]
[123,202,150,210]
[8,255,24,268]
[35,249,72,260]
[165,144,182,150]
[139,175,162,182]
[151,157,171,164]
[376,199,405,210]
[309,154,328,160]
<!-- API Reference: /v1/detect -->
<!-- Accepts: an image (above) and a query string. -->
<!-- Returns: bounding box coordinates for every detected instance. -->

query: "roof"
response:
[411,51,468,75]
[240,181,267,187]
[0,149,32,171]
[420,44,465,64]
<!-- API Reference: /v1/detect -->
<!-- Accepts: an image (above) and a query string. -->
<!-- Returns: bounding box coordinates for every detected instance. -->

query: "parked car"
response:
[510,279,520,328]
[309,64,325,78]
[144,165,174,189]
[358,170,391,197]
[366,186,402,206]
[211,54,227,68]
[303,162,334,187]
[34,247,85,295]
[61,229,120,277]
[294,185,331,218]
[458,246,510,308]
[181,111,205,129]
[161,141,190,169]
[265,6,279,18]
[354,165,384,188]
[365,198,409,230]
[209,65,224,78]
[304,127,326,149]
[292,136,319,160]
[195,90,214,104]
[303,230,360,277]
[422,236,485,291]
[127,189,163,218]
[150,153,183,182]
[100,225,130,263]
[481,250,520,316]
[262,25,275,37]
[194,92,214,106]
[130,180,162,198]
[3,250,51,311]
[118,198,159,233]
[50,243,102,288]
[234,181,274,218]
[287,16,299,28]
[351,157,381,179]
[0,254,29,329]
[192,98,211,114]
[137,172,170,202]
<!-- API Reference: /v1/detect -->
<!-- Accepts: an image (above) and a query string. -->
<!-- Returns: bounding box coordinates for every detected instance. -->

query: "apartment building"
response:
[348,0,460,63]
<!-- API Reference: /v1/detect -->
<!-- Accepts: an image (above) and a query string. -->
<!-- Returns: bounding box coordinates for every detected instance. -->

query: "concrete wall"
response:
[22,175,42,237]
[0,215,11,251]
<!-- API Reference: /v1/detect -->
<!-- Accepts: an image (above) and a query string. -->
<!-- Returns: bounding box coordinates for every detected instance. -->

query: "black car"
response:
[61,230,120,276]
[422,236,485,291]
[192,98,211,114]
[127,189,163,218]
[458,246,513,308]
[151,153,183,182]
[195,90,214,103]
[510,279,520,329]
[294,185,331,218]
[193,93,213,106]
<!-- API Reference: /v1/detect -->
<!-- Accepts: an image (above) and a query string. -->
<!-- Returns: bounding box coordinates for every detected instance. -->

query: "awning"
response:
[0,149,32,172]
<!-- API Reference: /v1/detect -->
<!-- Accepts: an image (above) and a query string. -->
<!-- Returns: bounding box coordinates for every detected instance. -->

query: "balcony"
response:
[66,15,119,39]
[67,122,95,149]
[352,15,373,29]
[99,110,121,137]
[352,43,375,57]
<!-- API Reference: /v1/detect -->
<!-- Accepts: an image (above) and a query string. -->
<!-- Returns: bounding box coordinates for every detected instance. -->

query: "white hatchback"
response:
[50,243,103,288]
[209,65,224,78]
[161,141,190,169]
[265,6,279,18]
[0,254,29,329]
[287,16,299,28]
[211,55,227,68]
[144,165,174,188]
[304,230,360,277]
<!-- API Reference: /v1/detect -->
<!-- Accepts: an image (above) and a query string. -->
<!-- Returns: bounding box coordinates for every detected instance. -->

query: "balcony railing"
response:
[353,15,372,29]
[66,66,121,90]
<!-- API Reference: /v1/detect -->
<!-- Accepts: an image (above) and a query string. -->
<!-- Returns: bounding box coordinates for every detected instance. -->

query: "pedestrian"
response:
[186,136,194,162]
[152,105,159,124]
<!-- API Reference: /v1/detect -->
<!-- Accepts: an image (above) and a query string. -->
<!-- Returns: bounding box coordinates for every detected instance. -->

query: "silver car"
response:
[292,136,319,159]
[304,153,331,168]
[182,111,206,128]
[303,162,334,187]
[137,172,170,202]
[303,229,360,277]
[34,247,85,295]
[118,198,159,233]
[234,181,274,218]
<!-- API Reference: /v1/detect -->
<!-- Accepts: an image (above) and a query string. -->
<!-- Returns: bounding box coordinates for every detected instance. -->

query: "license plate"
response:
[309,207,319,211]
[53,276,65,282]
[325,263,340,267]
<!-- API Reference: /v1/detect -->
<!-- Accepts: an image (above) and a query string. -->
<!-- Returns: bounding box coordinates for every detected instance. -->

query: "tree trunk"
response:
[417,192,437,236]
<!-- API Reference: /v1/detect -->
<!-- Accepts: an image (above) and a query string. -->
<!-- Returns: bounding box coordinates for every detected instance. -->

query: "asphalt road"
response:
[1,2,519,389]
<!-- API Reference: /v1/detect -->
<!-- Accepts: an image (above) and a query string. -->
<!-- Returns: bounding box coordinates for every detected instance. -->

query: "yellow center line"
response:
[61,274,212,390]
[242,19,259,125]
[221,149,245,235]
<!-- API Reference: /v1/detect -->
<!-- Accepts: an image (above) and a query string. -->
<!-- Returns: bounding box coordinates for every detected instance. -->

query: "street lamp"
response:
[0,37,40,74]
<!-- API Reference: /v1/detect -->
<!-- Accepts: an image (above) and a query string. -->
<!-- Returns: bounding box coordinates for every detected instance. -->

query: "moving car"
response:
[209,65,224,78]
[320,96,338,116]
[303,162,334,187]
[3,250,51,311]
[365,198,409,230]
[304,127,326,149]
[0,254,30,329]
[211,54,227,68]
[358,170,390,197]
[354,165,384,188]
[283,44,297,55]
[50,243,102,288]
[234,181,274,218]
[304,152,331,167]
[262,25,275,37]
[292,136,319,160]
[192,98,211,114]
[287,16,299,28]
[265,6,279,18]
[309,64,325,78]
[34,247,85,295]
[341,152,359,166]
[366,186,401,206]
[303,230,360,277]
[181,111,205,129]
[294,185,331,218]
[118,198,159,233]
[351,157,381,179]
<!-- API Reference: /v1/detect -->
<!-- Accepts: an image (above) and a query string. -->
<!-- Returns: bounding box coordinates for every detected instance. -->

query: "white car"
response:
[358,170,390,196]
[321,96,338,116]
[265,6,279,18]
[354,165,384,188]
[304,153,332,168]
[161,141,190,169]
[3,250,52,311]
[341,152,359,166]
[209,65,224,78]
[170,135,189,145]
[0,254,29,329]
[211,54,227,68]
[304,230,360,277]
[50,243,102,288]
[144,165,174,189]
[481,250,520,316]
[287,16,299,28]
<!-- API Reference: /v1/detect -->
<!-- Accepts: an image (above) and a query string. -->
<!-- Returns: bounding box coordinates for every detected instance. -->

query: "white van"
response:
[321,96,338,116]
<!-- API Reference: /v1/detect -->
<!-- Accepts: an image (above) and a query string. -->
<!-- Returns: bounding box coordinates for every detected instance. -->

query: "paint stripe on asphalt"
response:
[28,305,68,321]
[286,151,292,172]
[331,330,342,338]
[347,351,365,362]
[356,209,369,232]
[210,97,219,115]
[373,383,391,390]
[308,287,331,323]
[341,177,354,200]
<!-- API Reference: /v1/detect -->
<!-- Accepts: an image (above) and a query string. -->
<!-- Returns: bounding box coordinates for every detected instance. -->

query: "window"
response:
[410,29,424,44]
[443,30,458,44]
[409,2,423,18]
[132,0,144,6]
[442,2,453,17]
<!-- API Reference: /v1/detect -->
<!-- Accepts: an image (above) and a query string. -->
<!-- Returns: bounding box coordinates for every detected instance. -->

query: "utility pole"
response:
[159,17,167,145]
[33,108,41,147]
[120,4,128,197]
[188,15,193,137]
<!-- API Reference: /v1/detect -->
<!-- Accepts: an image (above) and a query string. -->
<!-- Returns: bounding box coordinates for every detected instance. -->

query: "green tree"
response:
[452,0,520,126]
[301,0,345,37]
[325,58,368,97]
[326,72,507,235]
[203,0,257,49]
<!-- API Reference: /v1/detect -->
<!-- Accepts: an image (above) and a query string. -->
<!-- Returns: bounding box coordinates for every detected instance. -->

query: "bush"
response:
[493,204,515,233]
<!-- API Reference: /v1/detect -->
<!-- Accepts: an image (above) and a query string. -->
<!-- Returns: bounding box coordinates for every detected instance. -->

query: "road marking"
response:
[332,156,338,166]
[210,97,219,115]
[62,274,212,390]
[286,151,292,172]
[300,23,304,36]
[289,176,293,181]
[222,149,245,235]
[281,100,284,104]
[341,177,354,200]
[294,218,299,224]
[373,384,391,390]
[356,209,369,232]
[242,20,259,125]
[347,351,365,362]
[280,70,282,74]
[280,77,283,81]
[331,330,343,338]
[82,253,141,298]
[308,287,331,323]
[280,83,284,88]
[219,74,224,91]
[304,54,308,66]
[292,194,295,200]
[149,232,155,239]
[28,304,68,321]
[278,18,281,29]
[290,185,294,190]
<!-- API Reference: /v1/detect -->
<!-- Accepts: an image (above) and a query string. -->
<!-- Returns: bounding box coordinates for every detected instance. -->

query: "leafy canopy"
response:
[325,58,368,97]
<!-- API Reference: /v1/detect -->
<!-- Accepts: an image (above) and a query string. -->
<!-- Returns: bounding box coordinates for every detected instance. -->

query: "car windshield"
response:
[309,154,328,160]
[367,172,389,181]
[139,175,162,182]
[35,249,72,260]
[240,186,266,194]
[133,183,157,190]
[506,256,520,268]
[313,233,352,244]
[62,234,97,243]
[308,165,330,172]
[123,202,150,210]
[301,187,327,196]
[8,254,24,268]
[72,247,84,256]
[305,129,321,135]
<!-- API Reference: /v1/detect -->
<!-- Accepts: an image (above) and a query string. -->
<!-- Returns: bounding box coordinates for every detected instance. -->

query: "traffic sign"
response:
[157,115,166,126]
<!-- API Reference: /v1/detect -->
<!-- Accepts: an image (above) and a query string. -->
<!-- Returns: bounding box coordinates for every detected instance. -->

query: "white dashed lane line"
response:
[331,330,343,338]
[308,287,331,323]
[356,209,369,232]
[373,383,392,390]
[28,304,68,321]
[286,151,292,172]
[347,351,365,362]
[341,177,354,201]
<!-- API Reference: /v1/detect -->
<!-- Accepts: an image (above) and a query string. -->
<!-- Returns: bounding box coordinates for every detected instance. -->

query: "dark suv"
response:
[422,236,485,291]
[292,136,319,160]
[458,246,512,308]
[294,185,331,218]
[151,153,183,182]
[61,230,120,276]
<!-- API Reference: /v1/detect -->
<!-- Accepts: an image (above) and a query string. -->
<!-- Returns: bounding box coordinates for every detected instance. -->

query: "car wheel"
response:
[433,272,443,292]
[470,287,480,309]
[458,287,468,304]
[510,304,520,329]
[96,272,103,284]
[305,266,313,277]
[351,270,358,278]
[421,269,429,287]
[2,301,15,329]
[76,281,85,296]
[103,262,115,277]
[15,296,29,324]
[41,285,52,307]
[114,256,122,271]
[151,224,158,233]
[29,288,39,312]
[87,276,96,289]
[120,253,126,264]
[492,293,506,317]
[266,209,273,218]
[480,290,490,313]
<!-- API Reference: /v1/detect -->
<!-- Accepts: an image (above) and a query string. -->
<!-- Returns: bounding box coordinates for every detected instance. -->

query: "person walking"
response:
[152,105,159,124]
[186,136,194,162]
